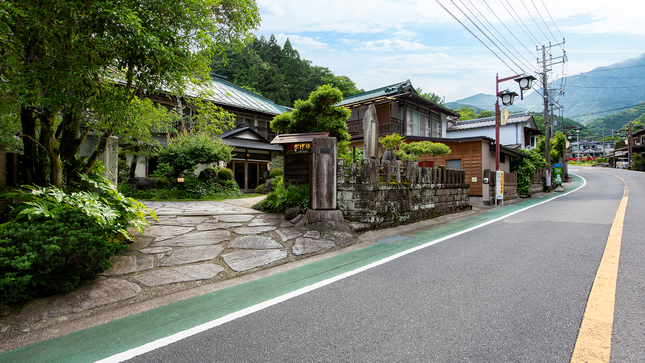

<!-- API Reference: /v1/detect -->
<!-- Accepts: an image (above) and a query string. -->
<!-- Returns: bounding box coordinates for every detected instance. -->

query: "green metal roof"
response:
[185,75,291,116]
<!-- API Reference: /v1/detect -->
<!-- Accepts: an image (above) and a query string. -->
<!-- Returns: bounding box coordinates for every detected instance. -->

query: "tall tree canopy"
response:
[0,0,260,188]
[211,36,363,107]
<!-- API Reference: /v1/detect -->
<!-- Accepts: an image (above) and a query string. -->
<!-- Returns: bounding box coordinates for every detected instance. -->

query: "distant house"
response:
[338,79,460,149]
[338,80,526,203]
[131,75,289,192]
[446,111,542,151]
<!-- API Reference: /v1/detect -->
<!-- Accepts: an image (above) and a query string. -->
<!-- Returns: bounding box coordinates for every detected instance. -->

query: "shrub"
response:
[269,168,283,178]
[0,208,129,305]
[217,167,233,181]
[512,149,547,194]
[150,163,174,178]
[198,167,219,182]
[253,178,309,213]
[269,156,283,170]
[255,184,265,194]
[158,131,233,178]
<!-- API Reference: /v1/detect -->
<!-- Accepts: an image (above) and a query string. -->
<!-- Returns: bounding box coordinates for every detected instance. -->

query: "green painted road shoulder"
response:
[0,175,584,363]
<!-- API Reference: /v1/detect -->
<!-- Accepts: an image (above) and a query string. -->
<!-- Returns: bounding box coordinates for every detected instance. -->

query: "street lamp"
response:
[495,74,534,171]
[494,73,534,205]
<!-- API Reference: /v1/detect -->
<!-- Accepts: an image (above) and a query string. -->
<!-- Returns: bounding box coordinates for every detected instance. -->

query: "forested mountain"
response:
[210,35,363,107]
[445,93,525,114]
[586,104,645,136]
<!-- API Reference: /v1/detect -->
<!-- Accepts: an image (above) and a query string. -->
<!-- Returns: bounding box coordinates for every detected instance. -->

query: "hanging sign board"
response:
[496,170,504,202]
[500,110,510,126]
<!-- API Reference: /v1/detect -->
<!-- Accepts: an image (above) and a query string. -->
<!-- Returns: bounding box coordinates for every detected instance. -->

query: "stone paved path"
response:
[1,198,360,339]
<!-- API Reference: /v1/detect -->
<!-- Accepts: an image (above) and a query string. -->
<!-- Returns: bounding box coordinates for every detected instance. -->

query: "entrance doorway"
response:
[233,161,268,192]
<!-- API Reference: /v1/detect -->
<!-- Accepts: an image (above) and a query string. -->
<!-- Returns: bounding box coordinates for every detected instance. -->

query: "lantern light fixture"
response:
[498,89,518,106]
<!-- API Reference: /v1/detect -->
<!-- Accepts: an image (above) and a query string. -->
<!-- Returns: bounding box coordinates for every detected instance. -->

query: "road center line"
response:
[94,176,587,363]
[571,178,627,363]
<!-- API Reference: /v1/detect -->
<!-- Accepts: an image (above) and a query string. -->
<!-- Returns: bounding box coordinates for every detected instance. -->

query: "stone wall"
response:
[336,159,471,231]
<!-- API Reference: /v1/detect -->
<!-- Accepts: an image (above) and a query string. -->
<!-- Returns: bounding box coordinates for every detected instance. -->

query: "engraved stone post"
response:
[311,137,336,210]
[337,159,345,185]
[385,160,391,183]
[362,104,379,159]
[361,158,379,184]
[349,163,358,184]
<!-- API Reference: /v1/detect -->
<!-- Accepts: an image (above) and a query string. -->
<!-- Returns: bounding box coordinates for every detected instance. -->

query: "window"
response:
[530,136,536,148]
[446,159,462,170]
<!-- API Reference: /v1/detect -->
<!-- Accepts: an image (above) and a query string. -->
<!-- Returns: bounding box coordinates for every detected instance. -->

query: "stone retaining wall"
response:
[336,159,471,230]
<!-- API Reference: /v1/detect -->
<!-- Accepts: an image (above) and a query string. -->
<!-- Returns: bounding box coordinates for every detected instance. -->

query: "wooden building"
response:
[131,75,290,192]
[338,80,525,202]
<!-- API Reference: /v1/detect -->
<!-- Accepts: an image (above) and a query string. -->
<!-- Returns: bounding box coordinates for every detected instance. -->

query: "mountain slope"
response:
[450,53,645,125]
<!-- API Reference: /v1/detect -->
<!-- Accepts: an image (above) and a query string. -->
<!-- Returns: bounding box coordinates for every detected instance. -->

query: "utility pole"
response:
[538,40,566,191]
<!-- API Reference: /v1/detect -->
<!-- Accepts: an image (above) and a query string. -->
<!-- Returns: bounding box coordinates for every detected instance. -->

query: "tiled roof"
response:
[184,75,290,116]
[338,80,412,106]
[447,111,533,131]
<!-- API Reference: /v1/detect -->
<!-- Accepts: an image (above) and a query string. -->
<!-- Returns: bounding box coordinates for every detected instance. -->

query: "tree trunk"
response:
[20,106,36,185]
[81,130,114,175]
[39,110,63,188]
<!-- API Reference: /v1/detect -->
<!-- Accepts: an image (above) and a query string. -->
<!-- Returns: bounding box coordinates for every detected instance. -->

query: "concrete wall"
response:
[337,159,471,230]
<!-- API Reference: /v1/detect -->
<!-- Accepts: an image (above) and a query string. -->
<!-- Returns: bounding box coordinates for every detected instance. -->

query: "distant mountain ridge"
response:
[449,53,645,125]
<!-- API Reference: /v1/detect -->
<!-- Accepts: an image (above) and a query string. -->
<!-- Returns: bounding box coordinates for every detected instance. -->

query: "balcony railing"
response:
[347,116,404,138]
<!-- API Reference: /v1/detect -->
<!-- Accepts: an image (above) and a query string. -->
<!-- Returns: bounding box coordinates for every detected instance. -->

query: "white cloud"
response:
[355,39,428,51]
[273,34,328,50]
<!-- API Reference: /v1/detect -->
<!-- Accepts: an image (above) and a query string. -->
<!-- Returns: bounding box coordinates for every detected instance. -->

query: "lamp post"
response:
[494,73,535,205]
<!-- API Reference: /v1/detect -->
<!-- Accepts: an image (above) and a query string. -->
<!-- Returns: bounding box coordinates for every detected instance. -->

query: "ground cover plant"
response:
[0,167,152,305]
[119,166,245,201]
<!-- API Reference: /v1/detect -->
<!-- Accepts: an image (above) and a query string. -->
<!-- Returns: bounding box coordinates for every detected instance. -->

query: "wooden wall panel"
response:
[420,140,484,196]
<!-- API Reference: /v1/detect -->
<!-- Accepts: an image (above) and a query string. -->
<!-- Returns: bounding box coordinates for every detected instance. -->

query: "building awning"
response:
[270,132,330,145]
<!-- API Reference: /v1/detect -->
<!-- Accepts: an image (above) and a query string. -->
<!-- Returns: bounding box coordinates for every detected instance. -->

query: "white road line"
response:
[97,176,587,362]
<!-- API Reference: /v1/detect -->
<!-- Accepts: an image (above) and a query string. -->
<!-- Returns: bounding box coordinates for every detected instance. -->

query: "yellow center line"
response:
[571,178,627,363]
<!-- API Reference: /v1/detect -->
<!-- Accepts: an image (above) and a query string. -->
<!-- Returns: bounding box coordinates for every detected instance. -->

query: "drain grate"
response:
[376,235,413,245]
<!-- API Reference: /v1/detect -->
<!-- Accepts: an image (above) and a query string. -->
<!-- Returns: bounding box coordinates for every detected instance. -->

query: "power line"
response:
[567,85,645,89]
[530,0,561,46]
[573,103,645,118]
[539,0,564,39]
[520,0,551,43]
[477,0,535,56]
[434,0,519,74]
[502,0,542,46]
[460,0,537,72]
[585,64,645,72]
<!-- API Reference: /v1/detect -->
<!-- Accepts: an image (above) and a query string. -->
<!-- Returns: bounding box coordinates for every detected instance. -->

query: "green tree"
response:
[0,0,260,188]
[158,131,234,178]
[477,110,493,118]
[270,85,351,151]
[378,134,451,162]
[457,106,477,120]
[415,88,444,104]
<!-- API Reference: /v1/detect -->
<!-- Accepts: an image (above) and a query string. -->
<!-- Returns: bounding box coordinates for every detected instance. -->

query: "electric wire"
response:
[477,0,535,56]
[520,0,551,43]
[434,0,519,75]
[447,0,527,74]
[539,0,564,39]
[503,0,542,45]
[460,0,537,72]
[530,0,561,45]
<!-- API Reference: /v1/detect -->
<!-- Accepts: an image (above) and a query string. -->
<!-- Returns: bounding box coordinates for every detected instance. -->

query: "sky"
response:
[254,0,645,103]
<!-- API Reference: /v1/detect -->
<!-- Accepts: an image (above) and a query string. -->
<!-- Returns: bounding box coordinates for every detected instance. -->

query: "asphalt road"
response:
[122,167,643,362]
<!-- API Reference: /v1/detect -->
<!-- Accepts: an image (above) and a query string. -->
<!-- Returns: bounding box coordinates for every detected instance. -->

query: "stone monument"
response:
[362,104,379,159]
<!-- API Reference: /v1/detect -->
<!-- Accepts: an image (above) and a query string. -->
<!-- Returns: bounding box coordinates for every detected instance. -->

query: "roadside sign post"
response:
[496,170,504,206]
[554,163,563,185]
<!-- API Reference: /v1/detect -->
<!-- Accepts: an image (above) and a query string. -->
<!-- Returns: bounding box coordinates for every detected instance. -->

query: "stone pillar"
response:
[310,137,336,210]
[337,159,345,185]
[361,158,379,184]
